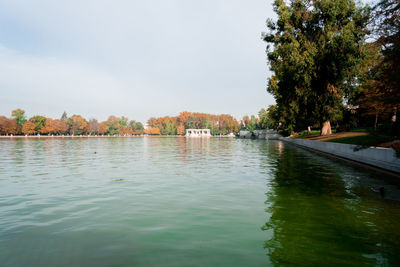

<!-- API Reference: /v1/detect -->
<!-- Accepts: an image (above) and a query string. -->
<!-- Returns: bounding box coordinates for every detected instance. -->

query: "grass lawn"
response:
[326,134,393,147]
[294,129,339,139]
[295,130,320,139]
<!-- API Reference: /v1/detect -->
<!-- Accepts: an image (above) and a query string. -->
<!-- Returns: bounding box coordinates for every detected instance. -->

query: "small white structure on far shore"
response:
[185,129,211,137]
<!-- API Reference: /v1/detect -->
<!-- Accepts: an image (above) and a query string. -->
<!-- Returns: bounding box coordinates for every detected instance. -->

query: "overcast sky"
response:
[0,0,275,123]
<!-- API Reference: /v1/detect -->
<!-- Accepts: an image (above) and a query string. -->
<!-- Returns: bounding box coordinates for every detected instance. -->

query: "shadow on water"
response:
[260,141,400,266]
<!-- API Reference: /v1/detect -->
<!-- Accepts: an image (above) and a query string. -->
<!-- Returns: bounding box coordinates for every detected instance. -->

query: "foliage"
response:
[98,122,109,135]
[29,115,47,133]
[40,118,57,135]
[60,111,68,121]
[258,108,275,129]
[0,110,144,136]
[144,126,161,135]
[264,0,370,134]
[119,116,129,127]
[128,120,144,135]
[68,115,89,135]
[118,126,132,135]
[88,119,99,135]
[11,109,27,127]
[18,118,67,136]
[242,115,259,132]
[105,115,120,135]
[355,0,400,134]
[22,121,37,135]
[147,112,240,135]
[0,116,20,135]
[372,0,400,104]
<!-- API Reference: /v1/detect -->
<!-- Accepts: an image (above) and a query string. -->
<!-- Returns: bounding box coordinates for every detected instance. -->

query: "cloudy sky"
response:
[0,0,275,123]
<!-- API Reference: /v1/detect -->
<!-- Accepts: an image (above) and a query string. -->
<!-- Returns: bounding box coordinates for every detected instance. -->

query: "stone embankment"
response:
[238,130,399,173]
[238,130,282,140]
[281,137,400,174]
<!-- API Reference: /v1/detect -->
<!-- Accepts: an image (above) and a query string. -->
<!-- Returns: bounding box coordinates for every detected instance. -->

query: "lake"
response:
[1,137,400,266]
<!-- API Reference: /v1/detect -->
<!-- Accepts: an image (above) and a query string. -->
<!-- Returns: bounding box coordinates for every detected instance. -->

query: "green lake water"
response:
[0,137,400,266]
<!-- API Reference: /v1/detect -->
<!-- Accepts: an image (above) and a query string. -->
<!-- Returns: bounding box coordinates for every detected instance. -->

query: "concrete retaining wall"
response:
[239,130,252,138]
[281,137,400,173]
[239,130,282,140]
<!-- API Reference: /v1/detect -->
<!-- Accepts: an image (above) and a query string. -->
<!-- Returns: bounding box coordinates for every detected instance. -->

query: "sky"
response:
[0,0,276,123]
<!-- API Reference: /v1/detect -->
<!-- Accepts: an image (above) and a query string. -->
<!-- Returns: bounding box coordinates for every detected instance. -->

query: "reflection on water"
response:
[261,142,400,266]
[0,137,399,266]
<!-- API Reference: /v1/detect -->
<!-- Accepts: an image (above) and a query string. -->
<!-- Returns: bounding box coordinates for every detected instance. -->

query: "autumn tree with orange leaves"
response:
[147,112,240,135]
[0,116,20,135]
[68,115,89,135]
[144,126,161,135]
[1,109,241,136]
[40,118,57,135]
[22,121,37,135]
[98,122,109,135]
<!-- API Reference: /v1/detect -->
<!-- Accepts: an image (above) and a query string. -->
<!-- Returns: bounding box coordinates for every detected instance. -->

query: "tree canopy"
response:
[264,0,370,134]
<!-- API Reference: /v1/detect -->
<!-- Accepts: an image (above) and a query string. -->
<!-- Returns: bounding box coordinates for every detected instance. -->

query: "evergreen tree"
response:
[61,111,68,121]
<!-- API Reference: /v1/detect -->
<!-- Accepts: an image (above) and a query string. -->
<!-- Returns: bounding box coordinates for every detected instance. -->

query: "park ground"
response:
[293,129,400,150]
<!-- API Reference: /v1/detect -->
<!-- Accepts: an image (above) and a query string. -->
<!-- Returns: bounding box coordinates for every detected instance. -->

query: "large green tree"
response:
[264,0,369,135]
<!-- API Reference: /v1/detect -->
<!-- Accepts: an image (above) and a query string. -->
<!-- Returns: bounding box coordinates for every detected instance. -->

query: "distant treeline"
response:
[0,109,144,136]
[0,109,260,136]
[146,112,240,135]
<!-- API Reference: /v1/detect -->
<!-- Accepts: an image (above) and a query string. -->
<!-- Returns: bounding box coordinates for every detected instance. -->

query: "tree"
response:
[242,115,259,132]
[39,118,67,135]
[0,116,10,135]
[136,122,144,131]
[61,111,68,121]
[105,115,120,135]
[118,126,132,135]
[357,0,400,134]
[88,119,99,135]
[119,116,129,127]
[11,108,26,128]
[98,122,109,135]
[144,126,161,135]
[264,0,369,135]
[29,115,47,133]
[242,115,250,130]
[54,119,68,134]
[68,115,88,135]
[259,108,273,129]
[372,0,400,105]
[147,112,240,135]
[22,121,37,135]
[177,124,185,135]
[40,118,56,135]
[129,120,144,135]
[0,116,20,135]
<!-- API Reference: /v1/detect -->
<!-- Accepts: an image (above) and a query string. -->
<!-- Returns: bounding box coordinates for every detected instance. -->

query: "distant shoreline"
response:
[0,135,235,138]
[0,135,159,138]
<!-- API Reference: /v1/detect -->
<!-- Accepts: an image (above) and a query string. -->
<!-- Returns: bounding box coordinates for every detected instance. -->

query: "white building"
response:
[185,129,211,137]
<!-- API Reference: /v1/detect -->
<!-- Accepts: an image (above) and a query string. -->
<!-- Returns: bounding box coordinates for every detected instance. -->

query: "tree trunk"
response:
[321,121,332,136]
[374,111,379,131]
[307,126,311,135]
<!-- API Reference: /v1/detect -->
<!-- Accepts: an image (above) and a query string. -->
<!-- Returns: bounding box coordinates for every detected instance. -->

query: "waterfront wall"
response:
[239,130,282,140]
[281,137,400,173]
